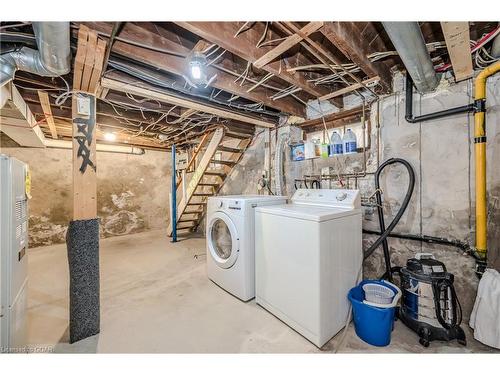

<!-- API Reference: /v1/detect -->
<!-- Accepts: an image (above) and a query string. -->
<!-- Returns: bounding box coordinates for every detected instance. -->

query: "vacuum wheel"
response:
[419,327,431,347]
[419,337,430,348]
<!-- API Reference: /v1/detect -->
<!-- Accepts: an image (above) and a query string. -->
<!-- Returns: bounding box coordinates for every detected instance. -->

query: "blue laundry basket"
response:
[348,280,401,347]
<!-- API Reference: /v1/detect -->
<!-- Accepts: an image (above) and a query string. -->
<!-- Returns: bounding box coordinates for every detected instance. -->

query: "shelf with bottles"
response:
[290,128,361,162]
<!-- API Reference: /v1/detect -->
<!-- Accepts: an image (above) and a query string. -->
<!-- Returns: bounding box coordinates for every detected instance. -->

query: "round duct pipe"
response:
[382,22,439,93]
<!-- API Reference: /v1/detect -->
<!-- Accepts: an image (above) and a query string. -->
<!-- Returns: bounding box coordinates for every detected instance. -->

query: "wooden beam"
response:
[81,30,98,92]
[37,91,58,139]
[319,76,380,101]
[299,106,366,128]
[73,25,89,90]
[253,22,323,69]
[79,22,304,116]
[101,76,275,128]
[174,22,332,99]
[73,24,107,94]
[88,38,107,93]
[440,22,473,82]
[320,22,392,93]
[72,93,97,219]
[283,22,378,98]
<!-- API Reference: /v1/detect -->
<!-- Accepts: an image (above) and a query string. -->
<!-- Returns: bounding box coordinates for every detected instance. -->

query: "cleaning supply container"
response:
[348,280,401,347]
[342,128,357,154]
[329,131,343,156]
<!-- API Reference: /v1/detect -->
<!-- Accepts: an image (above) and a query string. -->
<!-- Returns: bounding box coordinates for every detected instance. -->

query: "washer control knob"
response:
[217,201,223,208]
[336,192,347,201]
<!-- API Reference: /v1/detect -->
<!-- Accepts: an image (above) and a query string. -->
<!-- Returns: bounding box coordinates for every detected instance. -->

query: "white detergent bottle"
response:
[329,131,343,156]
[343,128,357,154]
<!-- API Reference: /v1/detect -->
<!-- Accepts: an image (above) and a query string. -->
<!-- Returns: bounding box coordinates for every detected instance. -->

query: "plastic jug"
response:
[329,131,343,156]
[343,128,357,154]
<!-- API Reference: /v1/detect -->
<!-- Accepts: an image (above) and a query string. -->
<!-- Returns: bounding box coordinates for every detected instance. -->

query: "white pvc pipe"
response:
[43,139,145,155]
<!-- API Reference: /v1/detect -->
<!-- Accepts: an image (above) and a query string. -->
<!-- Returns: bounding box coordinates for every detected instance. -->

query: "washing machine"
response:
[206,195,287,301]
[255,189,362,347]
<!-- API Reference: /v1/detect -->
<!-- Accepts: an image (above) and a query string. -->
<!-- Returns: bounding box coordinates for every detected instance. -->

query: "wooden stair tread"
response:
[217,145,244,153]
[192,192,213,196]
[225,132,252,140]
[186,202,207,205]
[198,183,220,187]
[211,159,236,166]
[204,170,227,177]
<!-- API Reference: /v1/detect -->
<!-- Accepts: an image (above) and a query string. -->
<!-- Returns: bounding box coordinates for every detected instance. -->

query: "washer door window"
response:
[208,212,239,269]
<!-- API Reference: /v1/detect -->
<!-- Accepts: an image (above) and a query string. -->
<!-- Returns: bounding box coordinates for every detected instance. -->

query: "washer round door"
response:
[207,211,239,269]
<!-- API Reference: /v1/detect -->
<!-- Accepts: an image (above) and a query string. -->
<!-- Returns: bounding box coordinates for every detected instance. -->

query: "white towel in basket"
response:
[469,268,500,349]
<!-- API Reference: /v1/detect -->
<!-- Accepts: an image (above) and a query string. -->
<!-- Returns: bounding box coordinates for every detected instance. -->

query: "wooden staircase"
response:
[167,127,252,236]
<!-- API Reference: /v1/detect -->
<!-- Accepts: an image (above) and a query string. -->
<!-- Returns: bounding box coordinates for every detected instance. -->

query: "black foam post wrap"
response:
[66,218,100,343]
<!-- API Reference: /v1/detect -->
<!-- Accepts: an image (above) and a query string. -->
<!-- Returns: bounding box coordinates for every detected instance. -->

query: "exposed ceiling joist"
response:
[37,91,58,139]
[101,77,275,128]
[320,22,392,93]
[174,22,332,100]
[299,106,366,128]
[319,76,380,101]
[282,22,378,99]
[253,22,324,69]
[80,22,304,117]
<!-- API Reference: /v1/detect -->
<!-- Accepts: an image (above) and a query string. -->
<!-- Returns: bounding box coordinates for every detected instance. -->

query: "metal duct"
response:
[0,22,71,87]
[491,33,500,58]
[382,22,439,93]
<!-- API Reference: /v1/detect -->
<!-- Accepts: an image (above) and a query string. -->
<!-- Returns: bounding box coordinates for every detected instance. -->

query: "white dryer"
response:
[255,189,362,347]
[206,195,287,301]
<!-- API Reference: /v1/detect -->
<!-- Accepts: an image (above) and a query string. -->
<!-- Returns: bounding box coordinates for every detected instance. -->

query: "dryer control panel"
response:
[291,189,360,209]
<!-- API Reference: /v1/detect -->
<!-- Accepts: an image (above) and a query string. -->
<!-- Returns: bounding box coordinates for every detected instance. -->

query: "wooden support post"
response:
[72,92,97,220]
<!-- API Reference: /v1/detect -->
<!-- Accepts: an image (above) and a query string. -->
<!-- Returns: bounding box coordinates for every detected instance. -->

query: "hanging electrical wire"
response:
[256,22,270,48]
[234,22,254,38]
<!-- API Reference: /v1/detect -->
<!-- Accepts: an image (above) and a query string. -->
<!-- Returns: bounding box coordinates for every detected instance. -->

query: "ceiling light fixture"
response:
[188,51,208,85]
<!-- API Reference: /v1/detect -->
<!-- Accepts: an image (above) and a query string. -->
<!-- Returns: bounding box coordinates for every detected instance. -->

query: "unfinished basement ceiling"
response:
[1,21,499,151]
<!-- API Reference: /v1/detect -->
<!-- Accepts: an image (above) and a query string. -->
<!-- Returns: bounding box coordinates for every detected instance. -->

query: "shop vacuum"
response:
[399,254,466,347]
[363,158,468,347]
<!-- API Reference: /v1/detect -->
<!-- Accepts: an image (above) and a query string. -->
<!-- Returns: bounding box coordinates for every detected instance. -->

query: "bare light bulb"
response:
[104,132,116,142]
[191,65,202,80]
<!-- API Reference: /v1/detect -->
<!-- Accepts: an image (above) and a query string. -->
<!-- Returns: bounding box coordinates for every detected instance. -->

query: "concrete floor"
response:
[26,230,497,353]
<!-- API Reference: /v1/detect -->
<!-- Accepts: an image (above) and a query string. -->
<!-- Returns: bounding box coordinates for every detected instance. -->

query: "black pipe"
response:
[405,74,475,123]
[363,229,470,252]
[363,158,415,283]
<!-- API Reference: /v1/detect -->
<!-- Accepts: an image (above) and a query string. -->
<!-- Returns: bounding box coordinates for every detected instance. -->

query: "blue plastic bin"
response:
[348,280,399,347]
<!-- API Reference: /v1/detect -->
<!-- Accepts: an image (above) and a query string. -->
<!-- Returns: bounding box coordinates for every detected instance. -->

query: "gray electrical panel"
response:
[1,154,29,352]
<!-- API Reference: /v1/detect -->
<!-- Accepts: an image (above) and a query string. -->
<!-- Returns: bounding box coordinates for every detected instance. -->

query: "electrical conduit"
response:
[274,132,289,196]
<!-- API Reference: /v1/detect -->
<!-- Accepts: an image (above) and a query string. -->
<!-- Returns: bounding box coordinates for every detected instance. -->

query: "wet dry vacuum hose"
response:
[363,158,415,282]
